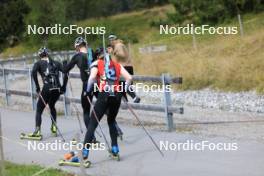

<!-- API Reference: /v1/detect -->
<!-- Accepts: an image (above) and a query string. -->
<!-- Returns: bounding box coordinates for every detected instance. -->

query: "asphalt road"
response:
[0,108,263,176]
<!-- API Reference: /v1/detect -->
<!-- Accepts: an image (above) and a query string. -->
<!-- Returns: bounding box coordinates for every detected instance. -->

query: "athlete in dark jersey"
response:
[63,37,96,130]
[30,47,68,137]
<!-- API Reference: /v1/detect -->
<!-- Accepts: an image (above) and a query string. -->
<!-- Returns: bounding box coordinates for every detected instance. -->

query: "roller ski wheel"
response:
[58,159,91,168]
[108,150,120,161]
[20,133,42,141]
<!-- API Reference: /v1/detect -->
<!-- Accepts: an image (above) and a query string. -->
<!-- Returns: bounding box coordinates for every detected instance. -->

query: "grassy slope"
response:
[2,5,264,92]
[4,162,73,176]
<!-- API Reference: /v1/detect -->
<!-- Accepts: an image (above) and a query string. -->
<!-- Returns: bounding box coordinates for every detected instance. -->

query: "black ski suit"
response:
[63,51,95,129]
[32,58,68,128]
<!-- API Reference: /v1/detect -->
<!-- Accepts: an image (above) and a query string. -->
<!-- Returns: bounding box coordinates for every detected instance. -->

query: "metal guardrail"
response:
[0,51,75,66]
[0,67,183,131]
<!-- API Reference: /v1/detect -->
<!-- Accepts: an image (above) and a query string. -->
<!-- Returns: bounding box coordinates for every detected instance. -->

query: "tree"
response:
[25,0,67,46]
[0,0,29,51]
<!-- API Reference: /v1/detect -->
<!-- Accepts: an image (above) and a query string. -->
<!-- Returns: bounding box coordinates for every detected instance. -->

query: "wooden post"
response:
[192,30,197,51]
[3,68,10,106]
[29,68,37,110]
[0,112,5,176]
[238,13,244,37]
[162,73,174,131]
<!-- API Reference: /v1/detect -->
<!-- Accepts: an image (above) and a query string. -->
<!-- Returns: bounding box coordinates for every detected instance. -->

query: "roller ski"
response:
[109,146,120,161]
[59,149,91,168]
[20,127,42,141]
[50,123,57,137]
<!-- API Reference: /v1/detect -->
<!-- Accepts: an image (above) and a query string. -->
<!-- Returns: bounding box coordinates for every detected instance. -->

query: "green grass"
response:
[0,5,174,58]
[1,4,264,92]
[3,161,73,176]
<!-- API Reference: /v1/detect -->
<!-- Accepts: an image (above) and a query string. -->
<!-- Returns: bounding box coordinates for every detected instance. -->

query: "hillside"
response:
[2,5,264,92]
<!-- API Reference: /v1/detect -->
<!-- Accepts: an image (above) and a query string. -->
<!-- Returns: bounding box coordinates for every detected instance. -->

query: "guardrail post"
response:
[0,112,6,176]
[29,68,37,110]
[162,73,174,131]
[9,59,15,81]
[3,68,10,106]
[23,55,26,68]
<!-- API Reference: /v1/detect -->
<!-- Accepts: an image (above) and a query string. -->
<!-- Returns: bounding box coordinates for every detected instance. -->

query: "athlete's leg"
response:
[106,105,123,137]
[83,93,108,147]
[48,90,61,122]
[35,86,49,128]
[107,95,122,147]
[81,91,92,129]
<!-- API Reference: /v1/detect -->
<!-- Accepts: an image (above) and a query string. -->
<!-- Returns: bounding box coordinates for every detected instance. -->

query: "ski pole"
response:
[102,34,106,54]
[122,98,164,157]
[86,96,111,151]
[67,77,83,134]
[38,93,66,142]
[68,78,102,137]
[82,33,103,138]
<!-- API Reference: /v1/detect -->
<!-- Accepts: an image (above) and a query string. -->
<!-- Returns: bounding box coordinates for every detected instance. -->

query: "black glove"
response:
[62,60,68,66]
[60,86,66,94]
[83,89,93,97]
[36,87,40,94]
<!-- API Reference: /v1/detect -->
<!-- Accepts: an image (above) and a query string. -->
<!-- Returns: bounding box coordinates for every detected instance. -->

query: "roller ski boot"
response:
[51,123,57,137]
[109,146,120,161]
[59,149,91,168]
[20,127,42,141]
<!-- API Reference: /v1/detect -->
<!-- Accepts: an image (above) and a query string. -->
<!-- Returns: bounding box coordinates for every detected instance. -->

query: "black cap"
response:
[74,37,87,48]
[38,47,49,58]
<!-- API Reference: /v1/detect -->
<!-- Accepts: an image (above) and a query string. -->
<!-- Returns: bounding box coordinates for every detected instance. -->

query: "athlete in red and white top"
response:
[81,47,132,162]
